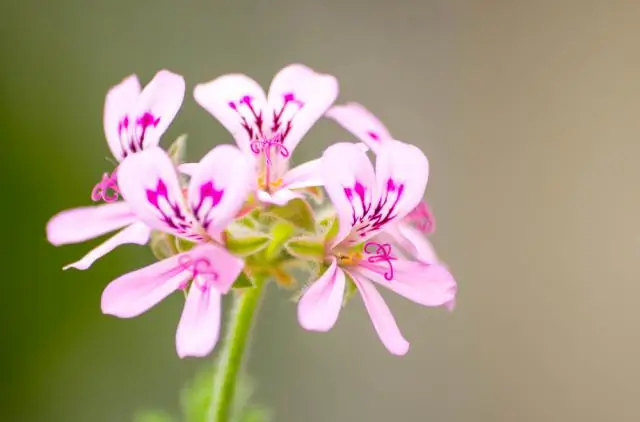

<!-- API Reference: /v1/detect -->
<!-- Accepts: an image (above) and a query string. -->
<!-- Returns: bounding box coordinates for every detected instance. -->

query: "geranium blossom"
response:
[297,141,456,355]
[101,145,255,358]
[46,70,185,270]
[326,102,440,264]
[190,64,338,205]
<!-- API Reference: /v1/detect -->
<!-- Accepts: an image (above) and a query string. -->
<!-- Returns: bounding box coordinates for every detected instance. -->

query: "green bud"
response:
[225,230,271,257]
[150,231,177,260]
[174,236,196,253]
[285,237,325,261]
[264,221,295,261]
[167,134,188,166]
[323,216,340,242]
[266,198,316,233]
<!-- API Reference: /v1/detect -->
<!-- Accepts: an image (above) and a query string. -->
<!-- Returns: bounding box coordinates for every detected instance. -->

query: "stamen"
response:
[91,169,120,203]
[178,254,219,291]
[363,241,397,281]
[250,133,290,166]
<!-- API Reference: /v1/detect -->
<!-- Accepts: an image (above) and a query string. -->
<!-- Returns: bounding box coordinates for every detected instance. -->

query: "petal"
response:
[321,142,376,246]
[132,70,186,150]
[63,222,151,271]
[297,258,346,332]
[268,64,338,154]
[187,144,256,237]
[176,283,222,358]
[374,140,429,221]
[104,75,141,161]
[326,103,393,154]
[387,223,439,264]
[282,158,322,190]
[47,202,137,246]
[178,162,198,176]
[347,271,409,356]
[117,147,202,240]
[101,253,192,318]
[186,243,245,294]
[256,188,302,206]
[353,260,457,307]
[194,74,269,155]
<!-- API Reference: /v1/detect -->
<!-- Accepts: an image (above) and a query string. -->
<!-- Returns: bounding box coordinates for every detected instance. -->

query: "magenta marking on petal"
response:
[146,179,202,240]
[363,242,397,281]
[228,101,237,110]
[91,169,120,203]
[345,178,406,240]
[271,92,305,139]
[193,181,225,229]
[178,255,219,291]
[367,131,380,141]
[406,201,436,234]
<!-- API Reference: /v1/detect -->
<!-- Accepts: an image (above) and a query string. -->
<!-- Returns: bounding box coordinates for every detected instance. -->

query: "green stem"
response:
[208,276,267,422]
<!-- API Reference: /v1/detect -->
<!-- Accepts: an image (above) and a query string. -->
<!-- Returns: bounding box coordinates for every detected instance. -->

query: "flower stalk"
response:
[209,275,267,422]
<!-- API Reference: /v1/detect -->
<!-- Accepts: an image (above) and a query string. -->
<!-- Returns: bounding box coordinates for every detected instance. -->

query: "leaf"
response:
[181,364,260,422]
[285,237,325,261]
[265,221,295,261]
[150,231,177,260]
[232,271,254,289]
[133,410,175,422]
[267,198,316,233]
[168,134,188,166]
[225,231,271,257]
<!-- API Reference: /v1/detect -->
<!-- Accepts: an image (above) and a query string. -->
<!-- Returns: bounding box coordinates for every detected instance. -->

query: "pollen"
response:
[257,174,283,190]
[337,251,363,266]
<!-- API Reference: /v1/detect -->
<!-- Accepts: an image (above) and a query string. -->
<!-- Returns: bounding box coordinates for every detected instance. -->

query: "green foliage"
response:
[264,221,295,261]
[176,364,270,422]
[266,198,316,233]
[225,230,271,257]
[285,237,325,261]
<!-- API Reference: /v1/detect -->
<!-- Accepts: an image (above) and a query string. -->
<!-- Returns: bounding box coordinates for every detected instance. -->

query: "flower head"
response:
[101,145,255,357]
[327,102,441,264]
[192,64,338,205]
[46,71,185,270]
[297,141,456,355]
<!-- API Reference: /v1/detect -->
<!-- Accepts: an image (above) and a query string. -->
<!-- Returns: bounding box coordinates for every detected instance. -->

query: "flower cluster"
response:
[47,64,457,358]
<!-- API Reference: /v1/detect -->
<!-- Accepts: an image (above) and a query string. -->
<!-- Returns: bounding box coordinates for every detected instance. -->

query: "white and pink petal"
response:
[326,103,393,154]
[47,202,137,246]
[297,258,346,332]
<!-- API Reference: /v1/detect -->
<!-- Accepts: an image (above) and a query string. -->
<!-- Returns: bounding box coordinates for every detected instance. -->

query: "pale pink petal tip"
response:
[176,286,221,358]
[298,260,346,332]
[444,299,457,312]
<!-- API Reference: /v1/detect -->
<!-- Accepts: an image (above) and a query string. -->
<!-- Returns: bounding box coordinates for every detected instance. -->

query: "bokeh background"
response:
[2,0,640,421]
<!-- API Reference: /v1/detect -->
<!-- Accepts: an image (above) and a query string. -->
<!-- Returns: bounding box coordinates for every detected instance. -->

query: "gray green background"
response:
[2,1,639,421]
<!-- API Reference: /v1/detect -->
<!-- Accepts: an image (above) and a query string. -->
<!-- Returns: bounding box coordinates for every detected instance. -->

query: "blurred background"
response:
[2,0,640,421]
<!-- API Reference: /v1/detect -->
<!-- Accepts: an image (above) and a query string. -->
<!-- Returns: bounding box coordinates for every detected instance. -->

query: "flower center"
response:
[336,250,363,266]
[257,174,284,191]
[91,169,120,203]
[363,241,397,281]
[178,255,219,291]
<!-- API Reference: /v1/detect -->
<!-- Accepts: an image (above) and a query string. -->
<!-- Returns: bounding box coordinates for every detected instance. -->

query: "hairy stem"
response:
[208,276,267,422]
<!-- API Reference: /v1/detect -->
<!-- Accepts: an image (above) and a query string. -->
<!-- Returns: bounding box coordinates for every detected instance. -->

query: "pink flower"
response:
[327,102,440,264]
[190,64,338,205]
[101,145,255,358]
[297,142,457,355]
[46,70,185,270]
